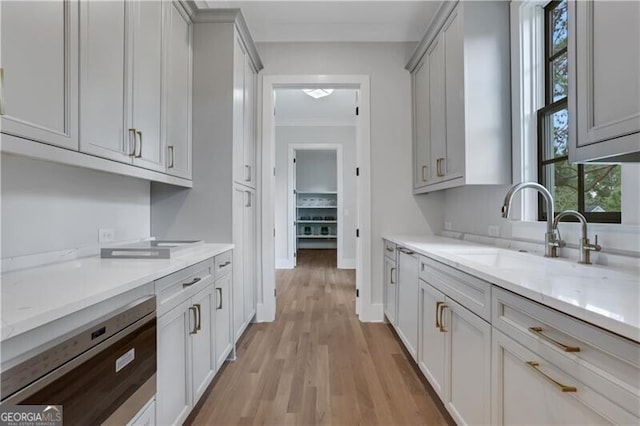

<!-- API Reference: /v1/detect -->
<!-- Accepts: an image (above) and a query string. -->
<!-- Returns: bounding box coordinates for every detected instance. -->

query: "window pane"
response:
[552,52,568,101]
[551,0,568,54]
[541,160,578,215]
[584,164,622,213]
[541,107,568,160]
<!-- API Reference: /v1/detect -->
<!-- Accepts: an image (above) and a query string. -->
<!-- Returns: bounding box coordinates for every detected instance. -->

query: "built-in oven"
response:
[1,295,156,425]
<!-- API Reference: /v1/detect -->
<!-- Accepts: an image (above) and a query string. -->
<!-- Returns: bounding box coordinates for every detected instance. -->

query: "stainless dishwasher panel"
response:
[1,296,157,425]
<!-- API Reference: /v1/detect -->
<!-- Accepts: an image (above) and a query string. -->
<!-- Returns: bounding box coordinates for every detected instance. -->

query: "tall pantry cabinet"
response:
[151,9,262,342]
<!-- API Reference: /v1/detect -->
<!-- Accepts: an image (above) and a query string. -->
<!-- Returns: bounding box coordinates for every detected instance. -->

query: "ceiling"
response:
[196,1,442,43]
[275,88,358,126]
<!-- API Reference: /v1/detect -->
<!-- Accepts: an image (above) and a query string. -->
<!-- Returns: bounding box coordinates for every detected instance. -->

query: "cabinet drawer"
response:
[493,329,638,425]
[419,256,491,322]
[214,250,232,279]
[155,259,214,314]
[493,287,640,419]
[383,240,396,260]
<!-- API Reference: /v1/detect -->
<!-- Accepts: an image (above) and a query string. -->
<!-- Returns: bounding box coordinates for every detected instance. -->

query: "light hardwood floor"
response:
[188,249,450,426]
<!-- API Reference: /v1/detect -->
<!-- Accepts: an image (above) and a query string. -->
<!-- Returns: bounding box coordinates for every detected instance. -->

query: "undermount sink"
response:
[445,249,541,269]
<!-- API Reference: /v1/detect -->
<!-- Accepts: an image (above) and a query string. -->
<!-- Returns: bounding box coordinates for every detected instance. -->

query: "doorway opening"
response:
[260,75,372,321]
[290,147,343,267]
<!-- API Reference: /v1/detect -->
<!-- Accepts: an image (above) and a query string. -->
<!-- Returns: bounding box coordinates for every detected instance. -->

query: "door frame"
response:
[287,144,345,269]
[259,74,372,322]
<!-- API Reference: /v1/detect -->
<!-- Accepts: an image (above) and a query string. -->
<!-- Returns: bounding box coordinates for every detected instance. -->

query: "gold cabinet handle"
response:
[216,288,223,310]
[435,301,444,328]
[529,327,580,352]
[386,246,394,253]
[128,129,137,156]
[390,267,396,284]
[0,67,5,115]
[135,130,143,158]
[245,190,252,207]
[245,165,252,182]
[421,165,427,182]
[194,303,202,331]
[436,158,445,177]
[526,361,577,392]
[168,145,175,168]
[188,306,198,334]
[438,303,448,332]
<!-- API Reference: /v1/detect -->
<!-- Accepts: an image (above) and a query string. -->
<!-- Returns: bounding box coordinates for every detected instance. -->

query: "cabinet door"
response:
[443,297,491,426]
[243,57,256,188]
[130,0,164,172]
[396,249,419,360]
[232,186,246,341]
[427,36,446,182]
[243,189,256,322]
[492,329,611,425]
[418,281,446,399]
[573,0,640,155]
[157,300,192,426]
[191,285,216,403]
[215,273,234,369]
[413,58,431,189]
[443,6,464,181]
[1,0,78,150]
[79,0,131,163]
[383,256,397,325]
[232,36,246,186]
[165,1,192,179]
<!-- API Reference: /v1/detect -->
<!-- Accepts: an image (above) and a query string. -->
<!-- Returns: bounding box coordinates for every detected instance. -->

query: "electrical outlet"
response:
[99,228,115,243]
[444,221,453,231]
[488,225,500,237]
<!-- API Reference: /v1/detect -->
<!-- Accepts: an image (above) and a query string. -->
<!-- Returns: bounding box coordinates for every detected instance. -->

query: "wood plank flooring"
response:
[188,249,449,426]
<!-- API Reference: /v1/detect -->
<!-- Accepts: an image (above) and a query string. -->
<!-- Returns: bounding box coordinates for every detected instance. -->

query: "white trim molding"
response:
[260,74,372,322]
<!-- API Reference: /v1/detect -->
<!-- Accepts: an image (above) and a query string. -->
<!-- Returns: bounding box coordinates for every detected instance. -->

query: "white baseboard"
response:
[256,301,276,322]
[359,303,384,322]
[275,258,294,269]
[337,257,356,269]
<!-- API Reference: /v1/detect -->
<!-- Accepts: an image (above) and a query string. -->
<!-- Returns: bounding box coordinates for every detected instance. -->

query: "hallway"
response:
[189,250,448,425]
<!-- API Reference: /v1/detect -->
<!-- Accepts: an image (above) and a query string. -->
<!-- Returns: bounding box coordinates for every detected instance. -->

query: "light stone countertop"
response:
[1,243,233,342]
[384,235,640,343]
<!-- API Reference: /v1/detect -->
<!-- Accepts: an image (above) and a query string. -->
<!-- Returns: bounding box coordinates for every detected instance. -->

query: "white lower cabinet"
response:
[157,298,192,425]
[418,281,446,398]
[492,329,612,425]
[396,247,419,360]
[383,255,398,325]
[190,285,216,403]
[443,296,491,425]
[156,257,232,425]
[419,278,491,425]
[214,259,234,369]
[127,398,156,426]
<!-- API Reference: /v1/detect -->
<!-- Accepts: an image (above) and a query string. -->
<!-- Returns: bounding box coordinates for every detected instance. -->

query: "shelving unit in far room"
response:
[296,191,338,249]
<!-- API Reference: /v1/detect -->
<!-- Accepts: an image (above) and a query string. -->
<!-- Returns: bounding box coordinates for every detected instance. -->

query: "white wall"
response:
[297,150,337,192]
[1,154,150,260]
[258,42,445,305]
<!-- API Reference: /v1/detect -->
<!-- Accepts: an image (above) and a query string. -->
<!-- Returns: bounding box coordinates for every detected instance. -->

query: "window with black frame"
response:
[537,0,621,223]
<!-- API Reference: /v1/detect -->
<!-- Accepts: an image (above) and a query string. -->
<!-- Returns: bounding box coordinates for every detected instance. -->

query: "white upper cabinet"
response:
[232,34,257,189]
[130,0,164,172]
[165,1,193,180]
[0,0,78,150]
[569,0,640,162]
[412,59,430,189]
[79,1,130,163]
[408,1,511,193]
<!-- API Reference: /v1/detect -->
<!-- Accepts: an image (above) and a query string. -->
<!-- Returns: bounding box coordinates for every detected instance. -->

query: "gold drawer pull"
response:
[526,361,577,392]
[529,327,580,352]
[435,301,443,328]
[438,303,448,332]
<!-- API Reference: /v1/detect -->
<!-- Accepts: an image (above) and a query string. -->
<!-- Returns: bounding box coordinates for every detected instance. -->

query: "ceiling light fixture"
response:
[302,88,335,99]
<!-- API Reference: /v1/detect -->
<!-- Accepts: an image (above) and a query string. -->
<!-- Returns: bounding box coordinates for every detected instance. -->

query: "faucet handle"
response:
[585,234,602,252]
